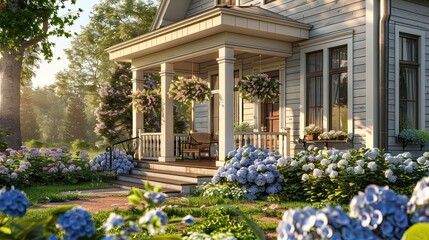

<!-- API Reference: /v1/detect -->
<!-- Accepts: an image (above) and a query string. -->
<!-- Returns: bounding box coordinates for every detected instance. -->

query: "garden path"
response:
[35,188,133,212]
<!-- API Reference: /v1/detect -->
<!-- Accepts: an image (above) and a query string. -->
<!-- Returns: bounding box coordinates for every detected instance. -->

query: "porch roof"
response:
[107,6,311,65]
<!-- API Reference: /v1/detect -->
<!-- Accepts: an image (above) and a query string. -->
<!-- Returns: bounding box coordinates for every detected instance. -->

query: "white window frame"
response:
[299,31,354,137]
[395,25,426,134]
[214,0,240,6]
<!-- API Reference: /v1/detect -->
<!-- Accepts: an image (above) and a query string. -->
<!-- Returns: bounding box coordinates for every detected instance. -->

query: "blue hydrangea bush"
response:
[209,145,284,200]
[0,146,99,186]
[277,146,429,203]
[91,149,137,174]
[277,177,429,240]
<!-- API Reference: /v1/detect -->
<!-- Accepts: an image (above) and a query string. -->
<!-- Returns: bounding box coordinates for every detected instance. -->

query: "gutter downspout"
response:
[379,0,391,151]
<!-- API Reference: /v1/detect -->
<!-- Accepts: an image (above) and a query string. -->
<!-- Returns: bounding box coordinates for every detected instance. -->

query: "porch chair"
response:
[181,132,213,160]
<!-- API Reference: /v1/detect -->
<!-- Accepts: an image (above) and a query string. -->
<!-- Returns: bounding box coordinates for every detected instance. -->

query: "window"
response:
[306,51,323,129]
[300,31,353,135]
[399,34,419,130]
[218,0,236,5]
[329,46,348,131]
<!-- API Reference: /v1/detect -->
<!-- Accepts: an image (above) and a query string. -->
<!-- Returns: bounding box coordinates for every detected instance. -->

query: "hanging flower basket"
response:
[238,73,280,103]
[168,76,212,105]
[131,88,160,113]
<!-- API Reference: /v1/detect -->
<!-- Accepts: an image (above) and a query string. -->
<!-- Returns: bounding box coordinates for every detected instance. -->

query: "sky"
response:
[32,0,101,88]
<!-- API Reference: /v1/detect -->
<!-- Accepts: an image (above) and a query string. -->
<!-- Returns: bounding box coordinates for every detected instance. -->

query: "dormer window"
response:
[217,0,236,5]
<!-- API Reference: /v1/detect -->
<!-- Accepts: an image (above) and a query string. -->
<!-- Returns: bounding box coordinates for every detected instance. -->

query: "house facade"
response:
[107,0,429,166]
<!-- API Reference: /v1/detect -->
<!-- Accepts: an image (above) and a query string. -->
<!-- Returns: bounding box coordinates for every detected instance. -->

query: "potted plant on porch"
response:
[304,124,322,141]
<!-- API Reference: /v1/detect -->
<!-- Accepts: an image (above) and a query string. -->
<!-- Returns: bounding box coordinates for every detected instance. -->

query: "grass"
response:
[21,181,111,206]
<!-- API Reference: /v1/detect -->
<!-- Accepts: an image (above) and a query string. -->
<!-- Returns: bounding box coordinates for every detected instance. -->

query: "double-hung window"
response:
[399,34,419,130]
[306,51,323,129]
[301,32,353,135]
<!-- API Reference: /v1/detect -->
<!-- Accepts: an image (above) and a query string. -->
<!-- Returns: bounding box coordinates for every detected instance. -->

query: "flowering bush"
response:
[317,130,347,140]
[168,76,212,105]
[210,145,284,200]
[197,182,248,199]
[0,146,99,186]
[238,73,280,103]
[303,124,322,136]
[277,146,429,204]
[277,178,429,240]
[90,149,137,174]
[0,182,195,239]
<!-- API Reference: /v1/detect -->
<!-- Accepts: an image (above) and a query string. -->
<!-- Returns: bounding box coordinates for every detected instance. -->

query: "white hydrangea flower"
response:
[354,166,364,175]
[337,159,348,168]
[290,160,298,167]
[302,164,309,171]
[320,159,330,166]
[402,152,412,159]
[417,156,426,164]
[342,153,351,160]
[423,152,429,158]
[367,161,377,172]
[388,175,397,183]
[329,170,338,178]
[356,160,365,167]
[307,163,315,170]
[301,173,309,181]
[313,168,323,178]
[384,169,393,178]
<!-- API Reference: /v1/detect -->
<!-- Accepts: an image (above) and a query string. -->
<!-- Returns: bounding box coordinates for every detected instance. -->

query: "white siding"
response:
[387,0,429,154]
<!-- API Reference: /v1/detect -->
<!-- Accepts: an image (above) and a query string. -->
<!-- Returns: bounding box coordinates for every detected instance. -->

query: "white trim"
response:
[394,25,426,134]
[299,34,354,137]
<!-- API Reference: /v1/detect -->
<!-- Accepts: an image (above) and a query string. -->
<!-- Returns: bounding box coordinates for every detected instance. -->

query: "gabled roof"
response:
[150,0,192,31]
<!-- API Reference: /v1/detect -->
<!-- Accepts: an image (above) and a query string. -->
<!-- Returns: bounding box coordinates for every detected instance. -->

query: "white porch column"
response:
[132,70,145,160]
[132,70,145,137]
[217,47,235,166]
[159,63,175,162]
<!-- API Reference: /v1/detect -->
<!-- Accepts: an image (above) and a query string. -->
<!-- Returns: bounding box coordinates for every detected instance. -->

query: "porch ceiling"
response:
[107,6,311,68]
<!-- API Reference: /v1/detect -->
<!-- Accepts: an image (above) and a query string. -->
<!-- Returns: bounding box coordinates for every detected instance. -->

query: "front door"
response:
[261,70,280,132]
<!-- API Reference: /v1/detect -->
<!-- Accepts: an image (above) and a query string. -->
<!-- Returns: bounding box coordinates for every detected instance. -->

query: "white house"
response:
[107,0,429,167]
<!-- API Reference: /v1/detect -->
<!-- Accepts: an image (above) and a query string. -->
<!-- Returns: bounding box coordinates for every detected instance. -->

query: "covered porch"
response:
[107,6,310,166]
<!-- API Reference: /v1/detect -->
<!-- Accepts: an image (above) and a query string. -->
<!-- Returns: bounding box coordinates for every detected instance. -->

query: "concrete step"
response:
[117,174,197,194]
[136,160,218,176]
[131,167,213,184]
[108,180,182,197]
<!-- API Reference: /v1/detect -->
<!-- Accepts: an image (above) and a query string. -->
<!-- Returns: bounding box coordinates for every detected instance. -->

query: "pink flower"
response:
[5,148,13,152]
[62,168,69,173]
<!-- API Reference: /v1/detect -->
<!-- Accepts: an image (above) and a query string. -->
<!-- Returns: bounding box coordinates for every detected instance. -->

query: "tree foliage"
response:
[20,86,40,141]
[0,0,81,148]
[64,94,87,142]
[95,63,132,146]
[32,87,66,143]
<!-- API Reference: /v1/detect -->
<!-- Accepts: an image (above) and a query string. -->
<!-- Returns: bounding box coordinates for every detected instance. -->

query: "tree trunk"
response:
[0,48,24,149]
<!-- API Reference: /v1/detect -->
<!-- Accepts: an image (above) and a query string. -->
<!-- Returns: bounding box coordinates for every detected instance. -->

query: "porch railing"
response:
[138,130,188,160]
[137,129,290,159]
[234,129,290,156]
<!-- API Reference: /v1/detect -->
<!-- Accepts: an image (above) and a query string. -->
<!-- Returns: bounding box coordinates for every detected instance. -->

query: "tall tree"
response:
[64,94,87,142]
[20,86,40,141]
[0,0,81,148]
[95,63,132,146]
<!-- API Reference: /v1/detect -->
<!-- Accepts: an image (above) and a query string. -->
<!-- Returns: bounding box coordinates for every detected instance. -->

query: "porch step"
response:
[112,159,218,195]
[131,167,213,184]
[136,160,219,176]
[117,174,197,193]
[108,180,181,197]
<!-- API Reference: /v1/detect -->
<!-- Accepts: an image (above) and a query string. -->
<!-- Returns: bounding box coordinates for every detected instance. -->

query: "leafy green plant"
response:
[234,122,251,132]
[0,128,9,151]
[399,129,429,150]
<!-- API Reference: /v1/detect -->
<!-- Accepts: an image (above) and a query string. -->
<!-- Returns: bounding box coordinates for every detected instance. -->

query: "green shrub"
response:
[71,139,92,150]
[24,139,47,149]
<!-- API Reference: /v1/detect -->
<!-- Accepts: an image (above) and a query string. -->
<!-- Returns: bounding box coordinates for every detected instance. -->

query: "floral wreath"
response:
[168,76,212,105]
[238,73,280,103]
